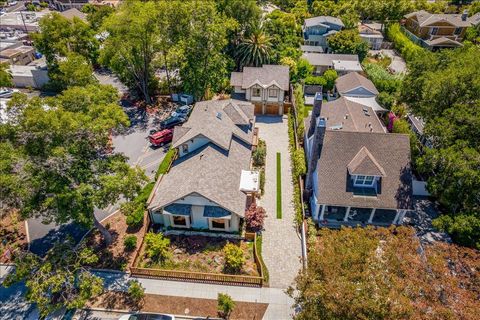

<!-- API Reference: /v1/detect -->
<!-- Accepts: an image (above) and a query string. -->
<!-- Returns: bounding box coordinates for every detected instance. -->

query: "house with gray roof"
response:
[404,10,480,49]
[148,99,259,233]
[230,65,290,115]
[303,16,344,50]
[301,53,361,76]
[303,94,412,228]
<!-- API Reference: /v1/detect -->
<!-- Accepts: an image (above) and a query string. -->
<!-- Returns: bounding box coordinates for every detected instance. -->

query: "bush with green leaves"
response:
[386,23,424,63]
[123,235,137,251]
[144,232,171,262]
[252,140,266,167]
[121,182,155,227]
[322,69,338,91]
[292,149,306,179]
[377,92,396,110]
[433,214,480,249]
[362,62,403,94]
[217,293,235,319]
[305,75,326,86]
[223,242,245,272]
[128,280,145,304]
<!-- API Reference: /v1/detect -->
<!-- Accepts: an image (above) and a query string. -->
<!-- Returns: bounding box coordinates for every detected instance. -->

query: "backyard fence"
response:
[130,232,265,287]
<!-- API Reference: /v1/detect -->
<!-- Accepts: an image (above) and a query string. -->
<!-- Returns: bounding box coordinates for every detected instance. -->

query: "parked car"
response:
[160,115,186,130]
[148,128,173,147]
[0,88,15,99]
[119,313,175,320]
[171,104,192,118]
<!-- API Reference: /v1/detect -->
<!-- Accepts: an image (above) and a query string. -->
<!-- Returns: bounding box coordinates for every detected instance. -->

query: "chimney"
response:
[462,10,468,21]
[305,116,327,194]
[307,90,323,138]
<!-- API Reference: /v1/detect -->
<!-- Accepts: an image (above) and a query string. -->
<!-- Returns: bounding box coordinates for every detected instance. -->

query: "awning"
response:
[203,206,231,218]
[239,170,260,193]
[163,203,192,216]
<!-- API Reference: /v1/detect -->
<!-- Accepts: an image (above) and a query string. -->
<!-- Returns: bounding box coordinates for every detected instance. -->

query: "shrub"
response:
[223,242,245,272]
[377,92,396,110]
[363,62,403,94]
[123,235,137,251]
[386,23,424,63]
[121,182,154,227]
[433,214,480,249]
[128,280,145,304]
[252,140,266,167]
[292,149,306,179]
[217,293,235,319]
[144,232,171,262]
[245,203,267,232]
[305,75,326,86]
[156,148,176,178]
[322,69,338,91]
[259,168,265,196]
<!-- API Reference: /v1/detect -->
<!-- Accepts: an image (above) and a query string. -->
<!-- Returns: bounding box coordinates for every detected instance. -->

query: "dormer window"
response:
[182,144,189,154]
[354,175,375,187]
[252,87,261,97]
[269,88,278,98]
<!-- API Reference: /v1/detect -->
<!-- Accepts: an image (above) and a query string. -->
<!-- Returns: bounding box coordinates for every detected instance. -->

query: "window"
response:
[210,218,228,230]
[268,89,278,98]
[182,144,188,154]
[354,175,375,186]
[454,27,462,35]
[252,87,261,97]
[430,27,439,35]
[172,215,187,227]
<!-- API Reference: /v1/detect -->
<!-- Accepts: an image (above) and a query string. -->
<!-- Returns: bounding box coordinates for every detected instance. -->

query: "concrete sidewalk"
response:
[94,270,295,320]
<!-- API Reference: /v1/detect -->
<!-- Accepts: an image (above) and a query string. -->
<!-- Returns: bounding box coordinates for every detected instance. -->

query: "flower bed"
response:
[137,234,259,276]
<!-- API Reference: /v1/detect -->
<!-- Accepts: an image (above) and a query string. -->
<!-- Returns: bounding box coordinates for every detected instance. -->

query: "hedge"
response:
[156,148,176,179]
[386,23,425,64]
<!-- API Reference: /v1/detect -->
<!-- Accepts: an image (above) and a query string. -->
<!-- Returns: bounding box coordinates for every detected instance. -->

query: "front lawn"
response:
[137,234,259,276]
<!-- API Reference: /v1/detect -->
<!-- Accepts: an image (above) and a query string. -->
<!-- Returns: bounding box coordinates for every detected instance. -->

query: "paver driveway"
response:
[256,115,302,289]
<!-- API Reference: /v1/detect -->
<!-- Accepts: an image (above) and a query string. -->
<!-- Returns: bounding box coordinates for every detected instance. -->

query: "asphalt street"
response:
[2,1,26,13]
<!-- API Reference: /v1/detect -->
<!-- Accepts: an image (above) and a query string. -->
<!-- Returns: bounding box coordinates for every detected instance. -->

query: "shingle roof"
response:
[426,37,463,47]
[304,16,344,28]
[405,10,472,28]
[335,72,379,96]
[301,53,359,67]
[347,147,386,177]
[300,45,324,53]
[230,65,290,91]
[469,12,480,26]
[60,8,87,22]
[318,97,385,133]
[149,138,251,216]
[172,99,254,151]
[315,131,412,210]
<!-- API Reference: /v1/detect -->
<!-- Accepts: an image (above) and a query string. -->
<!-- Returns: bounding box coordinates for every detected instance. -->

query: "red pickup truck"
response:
[148,129,173,147]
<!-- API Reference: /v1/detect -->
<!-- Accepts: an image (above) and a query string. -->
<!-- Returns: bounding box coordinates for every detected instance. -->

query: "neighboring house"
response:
[300,45,324,54]
[358,23,384,50]
[9,64,49,88]
[148,99,259,233]
[304,95,412,227]
[0,45,35,65]
[230,65,290,115]
[301,53,362,76]
[403,10,480,49]
[46,0,88,11]
[333,72,385,112]
[303,16,344,50]
[0,11,51,33]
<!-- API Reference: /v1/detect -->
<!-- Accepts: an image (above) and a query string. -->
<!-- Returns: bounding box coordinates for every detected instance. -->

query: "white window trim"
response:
[252,87,261,97]
[209,218,229,231]
[170,215,190,228]
[353,175,375,187]
[268,88,278,98]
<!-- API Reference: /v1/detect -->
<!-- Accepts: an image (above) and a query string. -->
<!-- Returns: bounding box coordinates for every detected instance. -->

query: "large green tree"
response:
[49,53,96,90]
[0,62,13,87]
[100,0,159,103]
[327,29,369,61]
[0,85,147,244]
[179,1,235,100]
[3,240,103,317]
[33,12,99,66]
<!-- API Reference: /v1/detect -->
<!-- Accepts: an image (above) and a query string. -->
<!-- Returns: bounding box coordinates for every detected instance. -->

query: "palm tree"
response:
[236,30,273,68]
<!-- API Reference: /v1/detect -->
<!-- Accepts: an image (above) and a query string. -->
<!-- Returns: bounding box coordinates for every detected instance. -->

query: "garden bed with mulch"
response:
[84,211,148,270]
[87,291,268,320]
[138,234,259,276]
[0,211,28,263]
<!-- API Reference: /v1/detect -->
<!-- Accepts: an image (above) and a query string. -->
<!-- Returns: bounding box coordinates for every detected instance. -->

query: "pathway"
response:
[255,115,302,289]
[370,49,407,74]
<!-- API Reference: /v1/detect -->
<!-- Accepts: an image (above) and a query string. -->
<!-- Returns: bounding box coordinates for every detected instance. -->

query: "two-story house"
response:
[303,16,344,50]
[404,10,480,49]
[230,65,290,115]
[303,94,412,227]
[148,99,259,233]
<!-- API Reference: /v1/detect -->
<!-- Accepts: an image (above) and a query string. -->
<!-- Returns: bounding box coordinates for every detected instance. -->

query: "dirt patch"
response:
[0,211,28,263]
[88,291,268,320]
[138,235,259,276]
[85,211,148,270]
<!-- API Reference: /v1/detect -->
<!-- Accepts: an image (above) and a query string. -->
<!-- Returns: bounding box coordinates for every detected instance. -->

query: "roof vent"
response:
[344,114,349,119]
[330,124,343,130]
[216,112,222,119]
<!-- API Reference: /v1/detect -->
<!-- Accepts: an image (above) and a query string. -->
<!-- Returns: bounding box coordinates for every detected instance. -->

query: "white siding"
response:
[178,135,210,157]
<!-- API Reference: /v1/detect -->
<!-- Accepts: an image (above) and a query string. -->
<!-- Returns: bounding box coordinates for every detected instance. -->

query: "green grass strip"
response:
[276,152,282,219]
[156,148,176,179]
